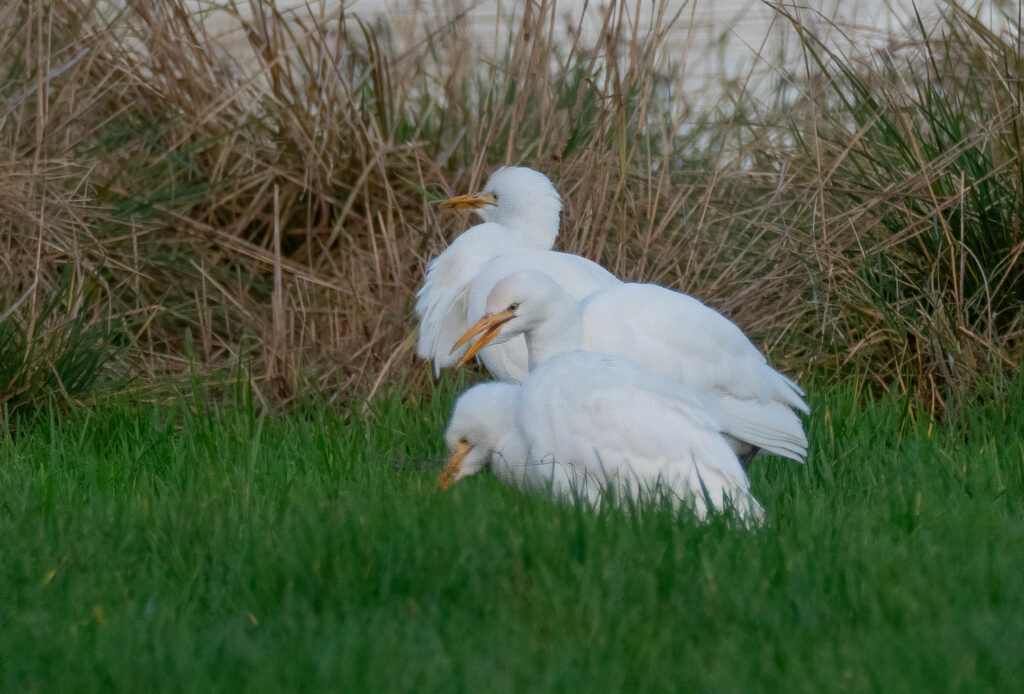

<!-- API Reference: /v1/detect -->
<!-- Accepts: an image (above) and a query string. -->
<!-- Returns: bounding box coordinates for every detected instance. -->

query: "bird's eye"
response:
[458,435,469,445]
[507,303,519,312]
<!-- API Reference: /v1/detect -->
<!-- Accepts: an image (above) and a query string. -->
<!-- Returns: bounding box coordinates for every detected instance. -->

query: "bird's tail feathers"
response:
[770,370,811,415]
[721,398,808,463]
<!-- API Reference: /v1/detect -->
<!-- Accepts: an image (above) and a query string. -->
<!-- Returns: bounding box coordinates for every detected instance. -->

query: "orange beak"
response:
[439,191,498,210]
[438,442,471,490]
[450,309,516,365]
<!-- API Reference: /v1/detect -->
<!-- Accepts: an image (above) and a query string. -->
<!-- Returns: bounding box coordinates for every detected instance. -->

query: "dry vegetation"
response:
[1,0,1022,412]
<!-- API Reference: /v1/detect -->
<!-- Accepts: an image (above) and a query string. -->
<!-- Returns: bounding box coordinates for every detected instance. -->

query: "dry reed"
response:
[1,0,1020,411]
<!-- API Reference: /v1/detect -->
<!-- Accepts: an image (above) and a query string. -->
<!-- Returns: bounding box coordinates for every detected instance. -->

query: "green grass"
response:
[2,382,1023,692]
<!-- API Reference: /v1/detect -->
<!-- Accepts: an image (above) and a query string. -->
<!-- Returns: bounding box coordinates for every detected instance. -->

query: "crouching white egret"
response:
[438,350,765,524]
[452,271,809,465]
[416,167,619,382]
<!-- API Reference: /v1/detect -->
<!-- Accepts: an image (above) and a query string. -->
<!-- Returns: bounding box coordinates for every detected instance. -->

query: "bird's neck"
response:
[485,208,560,250]
[526,302,582,369]
[508,217,559,250]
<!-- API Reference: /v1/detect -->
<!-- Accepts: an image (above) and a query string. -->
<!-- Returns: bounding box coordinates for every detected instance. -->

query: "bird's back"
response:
[577,283,809,461]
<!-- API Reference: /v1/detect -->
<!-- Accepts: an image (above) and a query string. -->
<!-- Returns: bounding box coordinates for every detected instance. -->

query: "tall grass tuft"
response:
[773,0,1024,406]
[1,0,1020,410]
[0,269,120,415]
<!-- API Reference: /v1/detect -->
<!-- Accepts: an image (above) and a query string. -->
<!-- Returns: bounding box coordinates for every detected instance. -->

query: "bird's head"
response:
[439,167,561,244]
[438,382,518,490]
[449,271,564,365]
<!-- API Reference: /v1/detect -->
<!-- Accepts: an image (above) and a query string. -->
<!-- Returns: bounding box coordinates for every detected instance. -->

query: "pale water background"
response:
[185,0,1012,105]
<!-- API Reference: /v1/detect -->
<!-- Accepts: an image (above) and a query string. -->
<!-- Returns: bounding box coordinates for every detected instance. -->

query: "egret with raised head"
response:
[416,167,619,382]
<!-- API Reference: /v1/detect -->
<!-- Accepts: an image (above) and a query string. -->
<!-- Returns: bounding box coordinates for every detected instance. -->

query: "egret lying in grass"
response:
[452,271,809,465]
[416,167,619,382]
[438,350,765,523]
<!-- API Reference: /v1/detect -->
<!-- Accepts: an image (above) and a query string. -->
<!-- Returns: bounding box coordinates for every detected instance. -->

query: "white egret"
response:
[438,351,765,524]
[415,167,619,382]
[452,271,810,464]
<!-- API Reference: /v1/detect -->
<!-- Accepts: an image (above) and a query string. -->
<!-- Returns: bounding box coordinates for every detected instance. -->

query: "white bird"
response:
[437,351,765,524]
[416,167,619,382]
[451,270,810,465]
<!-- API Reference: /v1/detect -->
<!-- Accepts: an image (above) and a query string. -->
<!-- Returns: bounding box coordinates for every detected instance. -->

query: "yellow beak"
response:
[439,191,498,210]
[438,441,471,490]
[450,309,516,365]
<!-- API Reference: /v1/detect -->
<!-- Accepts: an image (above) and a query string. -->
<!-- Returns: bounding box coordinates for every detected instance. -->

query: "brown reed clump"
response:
[1,0,1021,412]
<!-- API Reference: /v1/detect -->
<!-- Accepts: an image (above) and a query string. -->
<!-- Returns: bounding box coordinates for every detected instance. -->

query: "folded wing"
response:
[518,351,764,523]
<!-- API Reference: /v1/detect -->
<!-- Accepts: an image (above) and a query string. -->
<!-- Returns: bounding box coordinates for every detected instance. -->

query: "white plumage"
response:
[453,270,810,464]
[438,351,765,524]
[415,167,619,382]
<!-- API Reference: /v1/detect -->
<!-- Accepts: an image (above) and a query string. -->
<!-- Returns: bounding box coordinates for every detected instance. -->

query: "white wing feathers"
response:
[777,371,807,400]
[520,352,764,522]
[581,284,809,461]
[415,224,519,375]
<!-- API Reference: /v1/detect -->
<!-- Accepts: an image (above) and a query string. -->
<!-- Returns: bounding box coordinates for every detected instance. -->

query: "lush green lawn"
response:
[1,380,1022,692]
